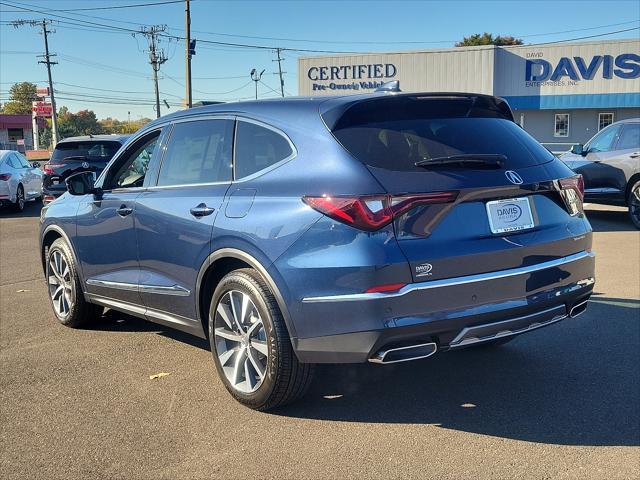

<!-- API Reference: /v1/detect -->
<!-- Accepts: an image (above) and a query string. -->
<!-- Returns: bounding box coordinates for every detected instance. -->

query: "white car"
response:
[0,150,43,212]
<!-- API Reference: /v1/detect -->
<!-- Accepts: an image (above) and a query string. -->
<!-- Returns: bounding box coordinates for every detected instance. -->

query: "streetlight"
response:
[250,68,265,100]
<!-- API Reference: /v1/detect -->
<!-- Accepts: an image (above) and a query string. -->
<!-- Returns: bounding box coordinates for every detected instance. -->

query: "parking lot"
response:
[0,202,638,479]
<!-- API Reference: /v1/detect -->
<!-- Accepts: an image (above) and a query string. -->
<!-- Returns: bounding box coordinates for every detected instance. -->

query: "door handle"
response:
[190,203,215,218]
[630,152,640,159]
[116,204,133,217]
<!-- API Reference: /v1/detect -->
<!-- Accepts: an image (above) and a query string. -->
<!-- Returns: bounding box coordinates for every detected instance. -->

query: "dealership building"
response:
[298,39,640,152]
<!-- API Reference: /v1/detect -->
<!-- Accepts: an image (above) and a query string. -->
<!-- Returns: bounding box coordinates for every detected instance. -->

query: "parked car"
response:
[0,150,43,211]
[42,135,129,205]
[39,92,595,410]
[560,118,640,228]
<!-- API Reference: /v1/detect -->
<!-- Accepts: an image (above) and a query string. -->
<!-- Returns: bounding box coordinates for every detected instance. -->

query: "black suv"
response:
[42,135,128,205]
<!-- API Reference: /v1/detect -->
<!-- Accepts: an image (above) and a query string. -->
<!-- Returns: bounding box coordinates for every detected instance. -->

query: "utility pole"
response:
[250,68,265,100]
[185,0,192,108]
[273,48,285,97]
[140,25,167,118]
[11,19,59,147]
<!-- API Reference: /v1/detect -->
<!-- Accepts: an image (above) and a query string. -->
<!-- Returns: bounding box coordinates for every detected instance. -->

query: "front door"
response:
[76,129,165,305]
[134,117,234,321]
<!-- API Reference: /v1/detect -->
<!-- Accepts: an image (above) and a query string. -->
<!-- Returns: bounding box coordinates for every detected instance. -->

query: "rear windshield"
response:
[330,97,555,171]
[51,141,122,163]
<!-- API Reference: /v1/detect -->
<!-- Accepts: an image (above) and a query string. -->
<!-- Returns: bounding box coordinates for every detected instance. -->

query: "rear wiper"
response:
[415,154,506,168]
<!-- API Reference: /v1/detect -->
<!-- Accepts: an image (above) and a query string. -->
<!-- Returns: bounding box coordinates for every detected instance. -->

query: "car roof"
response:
[611,118,640,125]
[139,91,515,132]
[56,134,129,145]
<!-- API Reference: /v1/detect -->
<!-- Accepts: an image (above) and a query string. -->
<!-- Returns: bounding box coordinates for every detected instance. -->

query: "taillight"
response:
[558,175,584,216]
[0,173,11,181]
[43,163,66,174]
[303,192,458,231]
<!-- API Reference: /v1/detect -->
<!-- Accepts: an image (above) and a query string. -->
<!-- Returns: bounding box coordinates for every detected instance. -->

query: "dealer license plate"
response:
[486,197,535,234]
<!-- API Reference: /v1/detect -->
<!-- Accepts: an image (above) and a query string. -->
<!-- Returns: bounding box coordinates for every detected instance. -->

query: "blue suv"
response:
[40,92,595,410]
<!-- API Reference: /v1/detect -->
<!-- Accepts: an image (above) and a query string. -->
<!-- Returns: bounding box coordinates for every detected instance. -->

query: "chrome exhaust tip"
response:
[369,342,437,364]
[569,299,589,318]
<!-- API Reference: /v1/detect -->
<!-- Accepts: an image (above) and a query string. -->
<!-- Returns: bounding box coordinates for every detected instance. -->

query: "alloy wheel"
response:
[47,249,74,317]
[16,187,24,210]
[214,290,269,394]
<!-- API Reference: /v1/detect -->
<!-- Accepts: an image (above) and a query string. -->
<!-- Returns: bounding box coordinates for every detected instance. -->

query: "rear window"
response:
[51,141,122,163]
[330,96,555,171]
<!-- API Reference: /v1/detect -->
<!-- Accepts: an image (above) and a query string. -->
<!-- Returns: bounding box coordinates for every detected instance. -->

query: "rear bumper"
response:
[291,251,595,363]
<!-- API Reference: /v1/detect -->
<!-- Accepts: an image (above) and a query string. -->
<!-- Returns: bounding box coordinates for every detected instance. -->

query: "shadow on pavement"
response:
[274,297,640,447]
[585,207,636,232]
[0,200,43,219]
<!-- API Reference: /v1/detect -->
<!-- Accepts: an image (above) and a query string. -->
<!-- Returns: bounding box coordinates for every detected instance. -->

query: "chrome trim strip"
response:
[86,279,191,296]
[302,251,595,303]
[569,298,590,318]
[369,342,437,365]
[448,305,567,348]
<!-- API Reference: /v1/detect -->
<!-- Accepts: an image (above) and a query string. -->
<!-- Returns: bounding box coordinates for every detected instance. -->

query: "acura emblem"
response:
[81,161,90,169]
[505,170,524,185]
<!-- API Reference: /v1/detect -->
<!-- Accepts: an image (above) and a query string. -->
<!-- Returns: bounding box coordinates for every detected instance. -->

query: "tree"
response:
[57,107,103,138]
[456,33,523,47]
[1,82,39,115]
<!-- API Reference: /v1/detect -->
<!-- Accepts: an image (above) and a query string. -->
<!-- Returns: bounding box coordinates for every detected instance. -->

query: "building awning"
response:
[0,114,33,129]
[503,93,640,110]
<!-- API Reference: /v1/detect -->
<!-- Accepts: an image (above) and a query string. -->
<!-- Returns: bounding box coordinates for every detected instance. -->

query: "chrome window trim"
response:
[302,251,595,304]
[86,278,190,296]
[232,116,297,183]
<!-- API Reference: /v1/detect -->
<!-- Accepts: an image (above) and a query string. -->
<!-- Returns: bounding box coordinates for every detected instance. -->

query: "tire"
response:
[627,180,640,230]
[45,238,103,328]
[208,268,314,410]
[13,184,25,212]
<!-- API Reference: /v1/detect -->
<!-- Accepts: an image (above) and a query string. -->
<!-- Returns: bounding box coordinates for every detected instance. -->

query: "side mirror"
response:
[31,161,41,169]
[66,171,100,197]
[570,144,586,156]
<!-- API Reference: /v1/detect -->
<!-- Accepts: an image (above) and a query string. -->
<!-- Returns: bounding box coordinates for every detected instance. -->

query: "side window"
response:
[105,132,160,190]
[616,124,640,151]
[8,155,21,169]
[234,121,293,180]
[157,119,233,187]
[587,125,622,153]
[16,153,31,168]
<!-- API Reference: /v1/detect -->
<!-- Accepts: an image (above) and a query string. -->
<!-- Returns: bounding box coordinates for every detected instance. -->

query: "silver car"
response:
[0,150,43,212]
[560,118,640,229]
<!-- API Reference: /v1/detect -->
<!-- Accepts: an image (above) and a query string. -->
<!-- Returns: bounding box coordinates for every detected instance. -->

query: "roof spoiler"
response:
[375,81,401,93]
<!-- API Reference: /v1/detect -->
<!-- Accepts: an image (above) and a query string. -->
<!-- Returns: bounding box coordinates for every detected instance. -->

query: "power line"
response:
[0,0,185,13]
[139,25,168,118]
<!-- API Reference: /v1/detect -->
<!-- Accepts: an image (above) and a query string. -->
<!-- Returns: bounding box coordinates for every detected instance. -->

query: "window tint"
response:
[51,141,121,163]
[157,119,233,186]
[7,155,21,169]
[106,133,159,189]
[333,116,555,171]
[616,124,640,151]
[234,121,293,179]
[587,125,621,153]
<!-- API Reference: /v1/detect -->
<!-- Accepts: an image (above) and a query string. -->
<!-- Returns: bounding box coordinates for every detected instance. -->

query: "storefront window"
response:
[554,114,569,137]
[7,128,24,141]
[598,113,614,131]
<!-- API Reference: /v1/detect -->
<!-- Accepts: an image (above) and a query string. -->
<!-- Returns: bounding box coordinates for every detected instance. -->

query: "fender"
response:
[41,224,85,286]
[195,248,297,338]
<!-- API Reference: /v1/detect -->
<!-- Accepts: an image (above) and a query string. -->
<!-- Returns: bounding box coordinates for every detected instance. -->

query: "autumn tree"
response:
[1,82,39,115]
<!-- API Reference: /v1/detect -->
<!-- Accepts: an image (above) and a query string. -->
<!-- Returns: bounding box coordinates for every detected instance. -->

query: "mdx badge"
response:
[415,263,433,277]
[505,170,524,185]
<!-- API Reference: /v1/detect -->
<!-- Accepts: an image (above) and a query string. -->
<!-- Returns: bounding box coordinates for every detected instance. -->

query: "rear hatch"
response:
[326,94,590,282]
[44,140,121,192]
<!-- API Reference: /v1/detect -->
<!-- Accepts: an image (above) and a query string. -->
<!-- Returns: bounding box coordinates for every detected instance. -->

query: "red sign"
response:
[32,101,53,117]
[36,87,50,96]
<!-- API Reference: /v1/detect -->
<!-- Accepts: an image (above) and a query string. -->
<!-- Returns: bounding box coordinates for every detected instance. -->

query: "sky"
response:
[1,0,639,120]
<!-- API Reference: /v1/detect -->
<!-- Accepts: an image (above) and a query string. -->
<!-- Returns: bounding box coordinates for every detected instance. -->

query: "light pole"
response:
[250,68,265,100]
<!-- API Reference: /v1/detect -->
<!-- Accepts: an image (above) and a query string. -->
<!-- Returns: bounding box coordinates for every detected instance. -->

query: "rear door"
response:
[14,153,41,199]
[328,95,590,282]
[579,123,627,193]
[134,117,234,321]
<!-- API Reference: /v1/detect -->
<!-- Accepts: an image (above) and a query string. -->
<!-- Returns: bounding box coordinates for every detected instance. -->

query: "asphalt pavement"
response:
[0,201,638,479]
